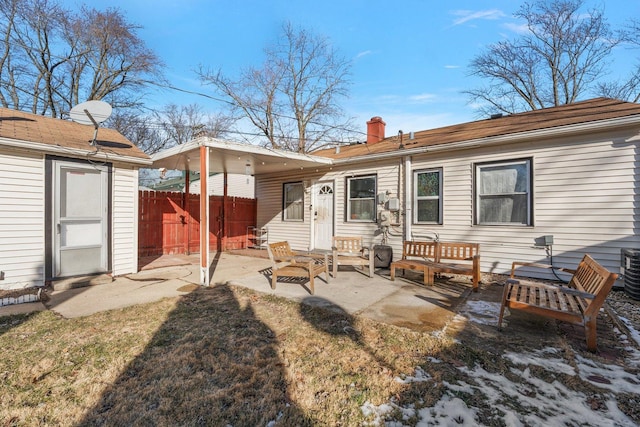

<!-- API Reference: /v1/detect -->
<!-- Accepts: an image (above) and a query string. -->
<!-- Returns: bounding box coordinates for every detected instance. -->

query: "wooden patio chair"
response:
[267,241,330,295]
[498,254,617,351]
[331,236,374,278]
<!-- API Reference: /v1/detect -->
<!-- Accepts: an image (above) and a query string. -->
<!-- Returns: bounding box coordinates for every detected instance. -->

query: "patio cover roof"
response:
[150,137,334,286]
[150,137,333,175]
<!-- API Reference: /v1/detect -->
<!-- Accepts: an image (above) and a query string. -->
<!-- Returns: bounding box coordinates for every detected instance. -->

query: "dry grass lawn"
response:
[1,282,639,426]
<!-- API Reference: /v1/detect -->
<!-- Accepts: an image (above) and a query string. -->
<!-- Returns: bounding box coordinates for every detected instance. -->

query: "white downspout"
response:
[404,155,412,242]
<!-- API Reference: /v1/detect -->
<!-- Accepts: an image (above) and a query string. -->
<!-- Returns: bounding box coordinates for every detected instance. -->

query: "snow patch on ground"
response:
[394,366,431,384]
[363,347,638,426]
[619,314,640,347]
[455,300,503,326]
[361,289,640,425]
[615,317,640,366]
[574,354,640,393]
[503,347,576,376]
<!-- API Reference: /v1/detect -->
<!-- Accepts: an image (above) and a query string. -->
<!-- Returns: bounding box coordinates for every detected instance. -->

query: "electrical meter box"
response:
[387,198,400,211]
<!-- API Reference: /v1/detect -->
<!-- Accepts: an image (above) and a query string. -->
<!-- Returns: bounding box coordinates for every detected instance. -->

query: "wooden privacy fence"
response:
[138,190,257,257]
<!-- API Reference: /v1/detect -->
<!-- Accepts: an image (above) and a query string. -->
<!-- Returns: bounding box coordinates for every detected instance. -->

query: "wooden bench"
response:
[390,241,481,291]
[267,241,330,295]
[498,254,618,351]
[332,236,374,278]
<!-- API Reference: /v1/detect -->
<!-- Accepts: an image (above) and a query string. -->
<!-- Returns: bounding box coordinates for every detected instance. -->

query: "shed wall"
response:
[0,148,142,290]
[112,165,139,276]
[0,148,45,289]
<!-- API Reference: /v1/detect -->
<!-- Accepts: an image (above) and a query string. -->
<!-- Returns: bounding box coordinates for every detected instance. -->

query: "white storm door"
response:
[314,182,334,250]
[53,161,108,277]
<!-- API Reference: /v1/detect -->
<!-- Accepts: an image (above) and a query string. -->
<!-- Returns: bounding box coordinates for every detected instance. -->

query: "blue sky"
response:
[80,0,636,138]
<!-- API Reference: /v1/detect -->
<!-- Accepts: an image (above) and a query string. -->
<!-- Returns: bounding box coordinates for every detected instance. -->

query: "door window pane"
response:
[61,168,102,217]
[60,221,102,246]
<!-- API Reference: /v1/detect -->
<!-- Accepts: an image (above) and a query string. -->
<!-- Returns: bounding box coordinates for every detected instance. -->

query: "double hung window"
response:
[414,169,442,224]
[283,182,304,221]
[347,175,376,221]
[476,159,532,225]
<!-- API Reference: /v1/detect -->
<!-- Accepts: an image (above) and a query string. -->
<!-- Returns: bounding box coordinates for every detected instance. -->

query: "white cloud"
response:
[503,22,530,34]
[451,9,506,26]
[445,65,461,69]
[355,50,373,60]
[409,93,437,103]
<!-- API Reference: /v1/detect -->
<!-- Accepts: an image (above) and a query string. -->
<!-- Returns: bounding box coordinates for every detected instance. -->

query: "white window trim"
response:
[346,174,377,222]
[283,181,304,222]
[475,158,532,226]
[413,168,443,224]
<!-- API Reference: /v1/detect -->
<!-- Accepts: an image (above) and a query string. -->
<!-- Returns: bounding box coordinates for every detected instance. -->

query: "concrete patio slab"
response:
[1,252,474,334]
[228,266,472,331]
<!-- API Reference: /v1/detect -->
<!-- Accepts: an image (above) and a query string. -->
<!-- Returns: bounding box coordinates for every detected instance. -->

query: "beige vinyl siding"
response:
[256,159,401,254]
[0,149,45,289]
[331,160,401,253]
[256,172,314,251]
[256,129,637,280]
[410,132,638,278]
[112,165,139,276]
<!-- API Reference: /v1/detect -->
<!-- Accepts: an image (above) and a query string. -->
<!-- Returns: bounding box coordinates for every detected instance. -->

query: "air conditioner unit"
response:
[621,248,640,300]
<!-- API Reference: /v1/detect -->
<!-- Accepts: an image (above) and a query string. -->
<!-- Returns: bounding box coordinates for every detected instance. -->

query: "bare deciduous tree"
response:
[465,0,618,116]
[109,103,235,155]
[108,110,165,154]
[598,18,640,103]
[199,22,354,153]
[0,0,164,117]
[62,6,165,112]
[154,103,232,147]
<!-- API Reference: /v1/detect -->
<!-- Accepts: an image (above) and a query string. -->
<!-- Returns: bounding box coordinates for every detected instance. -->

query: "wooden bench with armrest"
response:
[267,241,330,295]
[498,254,618,351]
[390,241,481,291]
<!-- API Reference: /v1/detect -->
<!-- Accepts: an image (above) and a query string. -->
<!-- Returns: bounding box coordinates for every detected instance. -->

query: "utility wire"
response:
[0,34,376,149]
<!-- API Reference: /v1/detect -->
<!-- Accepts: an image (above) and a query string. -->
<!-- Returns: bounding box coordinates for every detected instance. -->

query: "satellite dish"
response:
[69,100,113,146]
[70,100,112,125]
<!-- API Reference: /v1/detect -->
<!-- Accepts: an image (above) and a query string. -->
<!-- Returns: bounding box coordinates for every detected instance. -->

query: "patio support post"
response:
[199,145,210,285]
[184,169,190,255]
[222,172,227,252]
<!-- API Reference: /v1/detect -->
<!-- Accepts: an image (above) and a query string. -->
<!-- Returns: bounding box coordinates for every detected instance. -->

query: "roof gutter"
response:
[0,136,153,166]
[202,137,334,165]
[332,115,640,165]
[150,137,334,170]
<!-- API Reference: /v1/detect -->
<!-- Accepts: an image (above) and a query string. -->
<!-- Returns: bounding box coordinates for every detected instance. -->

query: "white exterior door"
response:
[314,182,334,250]
[53,160,108,277]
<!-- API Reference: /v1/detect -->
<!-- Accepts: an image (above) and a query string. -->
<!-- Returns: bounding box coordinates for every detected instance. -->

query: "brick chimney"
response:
[366,116,386,144]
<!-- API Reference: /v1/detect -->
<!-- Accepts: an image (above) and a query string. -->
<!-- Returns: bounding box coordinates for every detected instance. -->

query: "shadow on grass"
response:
[298,296,395,371]
[0,312,40,337]
[79,283,315,426]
